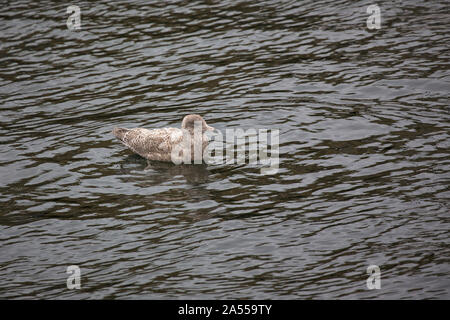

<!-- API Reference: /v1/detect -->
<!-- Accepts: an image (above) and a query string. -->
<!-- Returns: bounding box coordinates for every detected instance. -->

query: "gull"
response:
[113,114,214,163]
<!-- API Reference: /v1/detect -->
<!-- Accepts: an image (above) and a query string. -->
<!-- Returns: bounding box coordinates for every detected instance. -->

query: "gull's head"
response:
[181,114,214,133]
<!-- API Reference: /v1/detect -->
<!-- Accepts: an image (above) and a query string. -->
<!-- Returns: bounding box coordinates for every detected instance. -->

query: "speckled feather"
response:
[113,127,183,162]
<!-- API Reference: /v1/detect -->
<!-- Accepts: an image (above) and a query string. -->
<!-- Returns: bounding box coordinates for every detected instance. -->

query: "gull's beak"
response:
[206,125,215,131]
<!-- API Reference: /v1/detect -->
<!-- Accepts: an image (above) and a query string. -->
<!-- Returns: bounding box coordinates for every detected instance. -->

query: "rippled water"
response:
[0,0,449,299]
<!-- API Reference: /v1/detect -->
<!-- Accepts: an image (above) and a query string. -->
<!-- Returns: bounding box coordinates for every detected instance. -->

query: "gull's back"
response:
[113,127,183,162]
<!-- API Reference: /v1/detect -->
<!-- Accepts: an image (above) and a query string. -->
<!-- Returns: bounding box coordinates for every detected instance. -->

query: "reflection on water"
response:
[0,0,449,299]
[120,154,210,185]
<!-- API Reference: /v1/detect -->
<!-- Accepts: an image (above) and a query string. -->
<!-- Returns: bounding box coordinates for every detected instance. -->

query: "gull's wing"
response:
[113,127,183,161]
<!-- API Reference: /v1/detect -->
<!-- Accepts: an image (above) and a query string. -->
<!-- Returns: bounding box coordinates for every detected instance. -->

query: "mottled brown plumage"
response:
[113,114,214,163]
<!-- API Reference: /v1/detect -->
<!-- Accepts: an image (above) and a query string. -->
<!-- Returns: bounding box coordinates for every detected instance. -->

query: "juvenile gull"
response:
[113,114,214,163]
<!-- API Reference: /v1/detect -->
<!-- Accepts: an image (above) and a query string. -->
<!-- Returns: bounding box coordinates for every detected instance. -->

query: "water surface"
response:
[0,0,449,299]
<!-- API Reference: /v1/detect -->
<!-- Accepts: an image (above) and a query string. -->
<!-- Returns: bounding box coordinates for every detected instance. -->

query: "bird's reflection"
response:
[119,154,210,185]
[118,154,217,222]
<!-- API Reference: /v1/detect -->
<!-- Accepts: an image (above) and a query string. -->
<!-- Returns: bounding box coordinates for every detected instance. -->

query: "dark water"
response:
[0,0,449,299]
